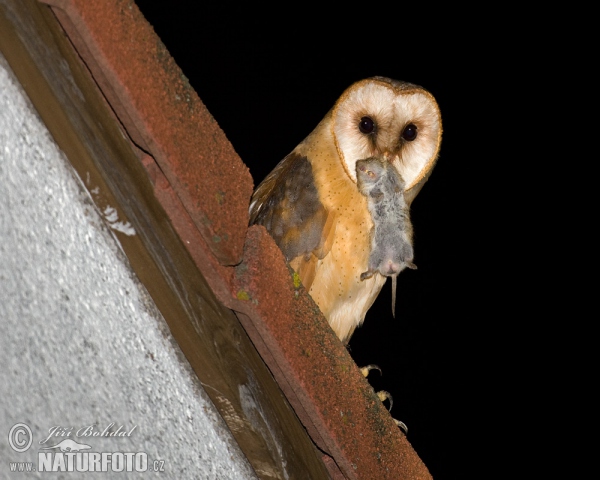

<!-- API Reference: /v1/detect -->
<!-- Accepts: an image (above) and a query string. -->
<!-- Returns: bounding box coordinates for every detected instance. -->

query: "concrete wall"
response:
[0,53,257,479]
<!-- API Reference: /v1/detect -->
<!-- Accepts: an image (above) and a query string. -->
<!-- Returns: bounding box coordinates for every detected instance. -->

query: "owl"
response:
[249,77,442,344]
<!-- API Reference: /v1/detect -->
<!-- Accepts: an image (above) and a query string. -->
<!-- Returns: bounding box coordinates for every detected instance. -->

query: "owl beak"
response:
[383,152,400,165]
[386,153,403,176]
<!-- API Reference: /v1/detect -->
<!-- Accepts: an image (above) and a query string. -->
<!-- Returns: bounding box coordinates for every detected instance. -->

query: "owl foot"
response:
[377,391,408,434]
[361,366,394,410]
[360,366,408,434]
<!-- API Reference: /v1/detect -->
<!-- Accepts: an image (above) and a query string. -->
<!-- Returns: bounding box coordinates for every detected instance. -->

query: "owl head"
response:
[330,76,442,204]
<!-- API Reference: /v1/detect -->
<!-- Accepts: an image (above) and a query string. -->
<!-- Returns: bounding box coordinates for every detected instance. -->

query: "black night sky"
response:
[133,2,504,478]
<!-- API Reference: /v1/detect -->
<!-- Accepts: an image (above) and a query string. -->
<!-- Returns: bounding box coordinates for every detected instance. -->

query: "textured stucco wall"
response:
[0,53,257,479]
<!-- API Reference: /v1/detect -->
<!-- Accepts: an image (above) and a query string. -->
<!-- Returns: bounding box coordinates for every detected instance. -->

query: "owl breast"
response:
[290,122,387,343]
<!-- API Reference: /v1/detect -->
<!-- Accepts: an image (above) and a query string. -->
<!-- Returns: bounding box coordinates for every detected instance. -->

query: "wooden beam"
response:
[0,1,331,478]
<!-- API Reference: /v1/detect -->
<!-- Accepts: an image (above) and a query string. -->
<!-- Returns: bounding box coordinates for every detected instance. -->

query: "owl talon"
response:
[394,418,408,434]
[376,390,393,411]
[374,390,407,433]
[360,364,382,378]
[378,392,408,434]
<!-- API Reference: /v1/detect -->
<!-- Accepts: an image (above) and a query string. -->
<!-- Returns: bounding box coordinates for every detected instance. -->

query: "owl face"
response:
[332,77,442,194]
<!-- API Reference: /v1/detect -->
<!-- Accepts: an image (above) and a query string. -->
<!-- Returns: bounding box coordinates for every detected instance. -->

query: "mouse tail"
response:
[391,275,397,318]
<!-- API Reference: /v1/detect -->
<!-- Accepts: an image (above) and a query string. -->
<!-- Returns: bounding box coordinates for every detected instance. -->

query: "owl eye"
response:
[358,116,375,134]
[402,123,418,141]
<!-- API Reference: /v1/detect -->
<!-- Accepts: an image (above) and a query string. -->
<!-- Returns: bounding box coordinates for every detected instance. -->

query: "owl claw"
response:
[377,391,408,434]
[394,418,408,434]
[363,369,408,434]
[376,390,393,411]
[360,364,382,378]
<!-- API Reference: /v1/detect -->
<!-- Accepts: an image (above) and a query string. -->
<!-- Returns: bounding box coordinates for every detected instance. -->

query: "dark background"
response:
[133,2,503,478]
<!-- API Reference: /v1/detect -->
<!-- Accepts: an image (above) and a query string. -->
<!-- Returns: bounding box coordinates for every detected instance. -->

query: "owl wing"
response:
[249,152,335,290]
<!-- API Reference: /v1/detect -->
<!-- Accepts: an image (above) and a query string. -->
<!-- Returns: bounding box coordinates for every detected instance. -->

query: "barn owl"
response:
[249,76,442,345]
